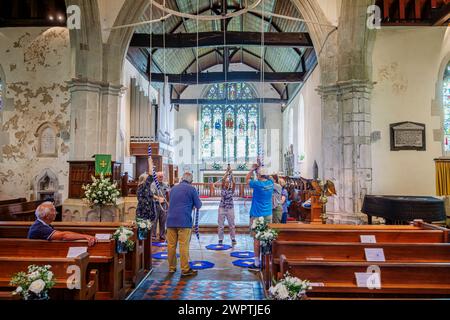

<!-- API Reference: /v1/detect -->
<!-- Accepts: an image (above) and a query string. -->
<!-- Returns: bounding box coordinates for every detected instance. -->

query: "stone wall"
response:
[0,27,71,201]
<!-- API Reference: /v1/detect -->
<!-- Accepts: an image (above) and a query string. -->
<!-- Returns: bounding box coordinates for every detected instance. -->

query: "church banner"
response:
[95,154,112,176]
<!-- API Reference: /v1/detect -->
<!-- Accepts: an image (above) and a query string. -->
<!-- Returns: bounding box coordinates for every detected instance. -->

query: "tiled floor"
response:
[128,233,265,300]
[198,200,251,227]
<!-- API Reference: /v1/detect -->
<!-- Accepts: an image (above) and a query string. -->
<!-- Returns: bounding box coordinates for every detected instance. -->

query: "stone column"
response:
[318,80,373,223]
[68,78,124,161]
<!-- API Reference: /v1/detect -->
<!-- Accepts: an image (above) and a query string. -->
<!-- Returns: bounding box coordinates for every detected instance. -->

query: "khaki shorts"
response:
[249,215,273,237]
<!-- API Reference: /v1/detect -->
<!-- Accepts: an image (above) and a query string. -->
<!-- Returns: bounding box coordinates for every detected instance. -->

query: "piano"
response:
[361,195,446,225]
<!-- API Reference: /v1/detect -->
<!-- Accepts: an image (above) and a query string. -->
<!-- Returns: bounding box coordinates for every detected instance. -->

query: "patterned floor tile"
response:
[129,232,265,300]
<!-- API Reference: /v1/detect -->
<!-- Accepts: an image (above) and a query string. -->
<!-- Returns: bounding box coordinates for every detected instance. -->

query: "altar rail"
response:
[193,183,252,198]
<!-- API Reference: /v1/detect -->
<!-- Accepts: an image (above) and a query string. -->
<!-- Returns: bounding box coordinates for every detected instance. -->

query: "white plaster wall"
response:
[371,27,450,196]
[282,66,322,179]
[0,27,72,201]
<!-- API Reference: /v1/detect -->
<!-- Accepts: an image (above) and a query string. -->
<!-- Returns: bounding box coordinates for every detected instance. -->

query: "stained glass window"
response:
[444,63,450,152]
[200,83,260,163]
[0,74,3,112]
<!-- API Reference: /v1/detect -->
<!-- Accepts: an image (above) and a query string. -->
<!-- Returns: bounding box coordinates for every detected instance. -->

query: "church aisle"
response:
[128,233,265,300]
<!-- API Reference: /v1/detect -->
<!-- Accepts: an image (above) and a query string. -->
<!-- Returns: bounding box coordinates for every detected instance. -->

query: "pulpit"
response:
[62,160,125,222]
[130,142,163,177]
[67,161,122,199]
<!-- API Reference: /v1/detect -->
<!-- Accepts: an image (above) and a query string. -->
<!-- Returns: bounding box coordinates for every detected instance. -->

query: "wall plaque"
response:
[390,122,426,151]
[36,123,58,157]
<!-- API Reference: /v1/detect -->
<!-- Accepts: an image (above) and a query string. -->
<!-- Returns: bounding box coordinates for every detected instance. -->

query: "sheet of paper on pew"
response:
[355,272,381,289]
[95,234,112,241]
[360,235,377,243]
[309,282,325,287]
[67,247,88,258]
[364,248,386,262]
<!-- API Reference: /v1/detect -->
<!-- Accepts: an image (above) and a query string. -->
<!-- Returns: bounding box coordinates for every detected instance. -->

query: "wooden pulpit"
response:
[67,161,122,199]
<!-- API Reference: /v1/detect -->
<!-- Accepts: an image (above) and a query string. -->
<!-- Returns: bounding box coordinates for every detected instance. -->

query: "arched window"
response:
[200,83,260,163]
[0,65,4,112]
[444,62,450,152]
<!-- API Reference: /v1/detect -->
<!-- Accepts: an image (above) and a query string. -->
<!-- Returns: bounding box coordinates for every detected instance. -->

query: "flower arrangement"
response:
[136,218,152,231]
[82,173,121,208]
[212,162,222,171]
[251,217,279,247]
[10,265,56,300]
[269,272,311,300]
[237,163,248,171]
[135,218,152,240]
[113,226,135,253]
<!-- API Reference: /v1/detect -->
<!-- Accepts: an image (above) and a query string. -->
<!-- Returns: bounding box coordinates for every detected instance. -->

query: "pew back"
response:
[0,238,125,300]
[280,258,450,298]
[0,221,149,288]
[0,252,97,300]
[273,241,450,263]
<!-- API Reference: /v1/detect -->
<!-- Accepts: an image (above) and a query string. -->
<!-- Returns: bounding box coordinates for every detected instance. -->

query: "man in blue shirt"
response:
[28,202,96,246]
[166,172,202,277]
[246,164,274,269]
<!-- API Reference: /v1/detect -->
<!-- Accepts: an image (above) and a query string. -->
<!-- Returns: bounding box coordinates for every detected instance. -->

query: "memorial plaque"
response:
[390,122,425,151]
[38,125,57,157]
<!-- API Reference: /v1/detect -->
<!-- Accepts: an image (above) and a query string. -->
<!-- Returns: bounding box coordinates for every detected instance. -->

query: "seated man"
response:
[28,202,96,246]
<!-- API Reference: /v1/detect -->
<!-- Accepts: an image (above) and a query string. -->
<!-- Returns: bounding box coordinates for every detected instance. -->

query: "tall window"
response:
[444,63,450,152]
[0,70,3,112]
[200,83,259,163]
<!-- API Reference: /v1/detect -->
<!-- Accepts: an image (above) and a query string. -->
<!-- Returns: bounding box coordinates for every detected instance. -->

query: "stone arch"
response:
[65,0,103,81]
[103,0,149,84]
[436,53,450,156]
[102,0,333,86]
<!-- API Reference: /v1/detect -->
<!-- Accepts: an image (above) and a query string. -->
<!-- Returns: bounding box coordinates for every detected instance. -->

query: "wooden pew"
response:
[0,221,150,288]
[0,201,62,221]
[271,224,449,243]
[279,255,450,298]
[273,241,450,264]
[0,198,26,206]
[271,241,450,284]
[0,251,97,300]
[0,238,126,300]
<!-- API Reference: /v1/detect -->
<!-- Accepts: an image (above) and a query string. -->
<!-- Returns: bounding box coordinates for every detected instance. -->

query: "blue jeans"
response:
[281,211,288,224]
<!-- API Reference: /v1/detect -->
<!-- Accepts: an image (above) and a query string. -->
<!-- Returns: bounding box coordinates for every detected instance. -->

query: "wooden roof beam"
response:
[130,31,313,49]
[171,98,287,105]
[148,71,305,84]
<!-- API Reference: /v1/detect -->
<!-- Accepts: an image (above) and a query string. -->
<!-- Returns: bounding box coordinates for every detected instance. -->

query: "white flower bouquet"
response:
[112,226,135,253]
[10,265,56,300]
[251,217,279,247]
[255,229,279,247]
[82,173,121,208]
[269,272,311,300]
[135,218,152,240]
[251,217,269,234]
[135,218,152,231]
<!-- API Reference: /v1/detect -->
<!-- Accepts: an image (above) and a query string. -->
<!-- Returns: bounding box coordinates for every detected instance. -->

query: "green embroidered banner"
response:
[95,154,112,176]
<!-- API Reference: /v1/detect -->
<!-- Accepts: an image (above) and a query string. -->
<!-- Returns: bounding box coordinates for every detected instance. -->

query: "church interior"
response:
[0,0,450,302]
